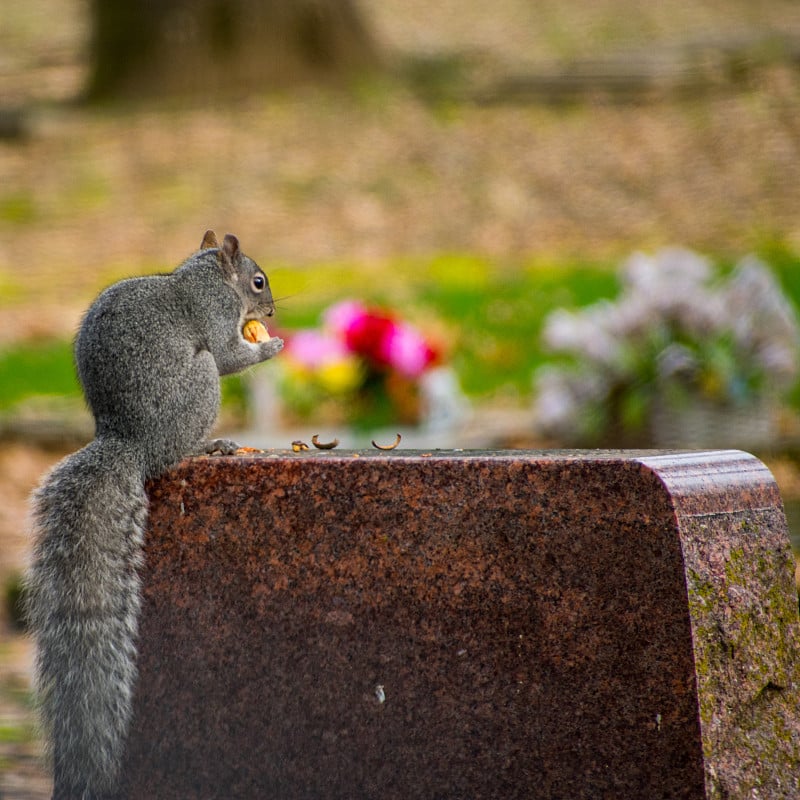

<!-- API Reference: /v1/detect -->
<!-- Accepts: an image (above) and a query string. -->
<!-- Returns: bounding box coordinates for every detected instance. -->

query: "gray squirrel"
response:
[24,231,284,799]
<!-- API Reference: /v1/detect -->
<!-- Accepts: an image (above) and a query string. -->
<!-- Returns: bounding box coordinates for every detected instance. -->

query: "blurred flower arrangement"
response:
[534,248,800,446]
[277,300,442,429]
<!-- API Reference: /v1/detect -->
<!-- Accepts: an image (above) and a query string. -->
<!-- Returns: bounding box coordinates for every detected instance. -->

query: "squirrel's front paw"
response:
[260,337,284,359]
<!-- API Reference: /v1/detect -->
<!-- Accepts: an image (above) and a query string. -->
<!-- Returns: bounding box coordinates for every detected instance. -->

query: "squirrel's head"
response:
[201,230,276,321]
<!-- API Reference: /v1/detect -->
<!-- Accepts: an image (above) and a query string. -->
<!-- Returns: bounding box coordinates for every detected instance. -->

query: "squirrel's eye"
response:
[252,274,265,292]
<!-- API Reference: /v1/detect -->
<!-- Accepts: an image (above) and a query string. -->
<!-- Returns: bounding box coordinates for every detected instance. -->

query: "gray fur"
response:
[25,233,283,797]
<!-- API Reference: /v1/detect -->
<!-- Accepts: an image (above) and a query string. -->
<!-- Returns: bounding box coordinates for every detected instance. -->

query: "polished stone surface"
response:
[120,450,800,799]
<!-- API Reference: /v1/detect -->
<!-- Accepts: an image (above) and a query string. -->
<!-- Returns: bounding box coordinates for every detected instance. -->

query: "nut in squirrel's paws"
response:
[242,320,271,343]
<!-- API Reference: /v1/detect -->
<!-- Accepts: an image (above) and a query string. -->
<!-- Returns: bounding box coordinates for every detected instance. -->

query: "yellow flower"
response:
[317,358,363,394]
[699,371,724,400]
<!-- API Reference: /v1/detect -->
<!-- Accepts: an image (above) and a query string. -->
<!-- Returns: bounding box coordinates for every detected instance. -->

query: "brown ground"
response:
[2,2,800,343]
[2,1,800,796]
[0,446,61,800]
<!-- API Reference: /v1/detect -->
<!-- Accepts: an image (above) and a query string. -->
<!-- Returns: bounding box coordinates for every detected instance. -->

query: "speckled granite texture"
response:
[117,450,799,800]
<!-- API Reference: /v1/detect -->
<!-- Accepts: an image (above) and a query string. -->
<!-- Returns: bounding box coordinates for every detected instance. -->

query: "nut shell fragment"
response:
[371,433,402,451]
[243,320,270,343]
[311,434,339,450]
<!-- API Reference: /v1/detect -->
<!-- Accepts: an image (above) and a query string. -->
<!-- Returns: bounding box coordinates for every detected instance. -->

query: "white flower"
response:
[534,371,571,429]
[534,247,800,434]
[534,365,608,433]
[623,248,712,296]
[725,256,800,385]
[542,304,622,366]
[657,343,698,381]
[622,249,728,338]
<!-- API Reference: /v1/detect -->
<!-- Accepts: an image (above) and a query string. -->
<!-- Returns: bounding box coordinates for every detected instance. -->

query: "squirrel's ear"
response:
[201,230,219,250]
[222,234,240,262]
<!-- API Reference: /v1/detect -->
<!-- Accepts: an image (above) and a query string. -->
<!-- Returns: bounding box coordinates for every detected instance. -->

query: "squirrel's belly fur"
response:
[26,438,148,797]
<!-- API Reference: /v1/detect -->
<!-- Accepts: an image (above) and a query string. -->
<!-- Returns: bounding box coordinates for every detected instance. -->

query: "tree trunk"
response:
[87,0,381,100]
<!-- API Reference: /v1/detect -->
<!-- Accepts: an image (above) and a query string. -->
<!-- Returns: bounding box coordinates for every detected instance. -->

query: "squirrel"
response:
[24,231,284,799]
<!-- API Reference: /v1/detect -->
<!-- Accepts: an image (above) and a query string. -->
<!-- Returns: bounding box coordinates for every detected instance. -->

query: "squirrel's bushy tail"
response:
[25,438,147,798]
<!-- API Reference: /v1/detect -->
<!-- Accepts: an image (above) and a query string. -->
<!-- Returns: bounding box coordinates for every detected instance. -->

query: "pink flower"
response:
[323,300,369,337]
[384,324,437,377]
[343,312,397,368]
[322,298,437,375]
[286,329,350,369]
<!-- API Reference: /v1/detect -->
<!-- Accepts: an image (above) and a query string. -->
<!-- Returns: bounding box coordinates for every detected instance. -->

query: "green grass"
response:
[2,248,799,410]
[247,252,620,398]
[0,722,34,745]
[758,239,800,306]
[0,191,37,225]
[763,243,800,409]
[0,339,79,411]
[415,257,619,395]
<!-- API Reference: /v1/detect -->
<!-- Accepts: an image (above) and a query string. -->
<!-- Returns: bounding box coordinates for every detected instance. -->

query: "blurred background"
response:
[2,1,800,794]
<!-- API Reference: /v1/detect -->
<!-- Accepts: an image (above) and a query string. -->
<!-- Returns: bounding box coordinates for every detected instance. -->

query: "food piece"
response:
[242,320,270,343]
